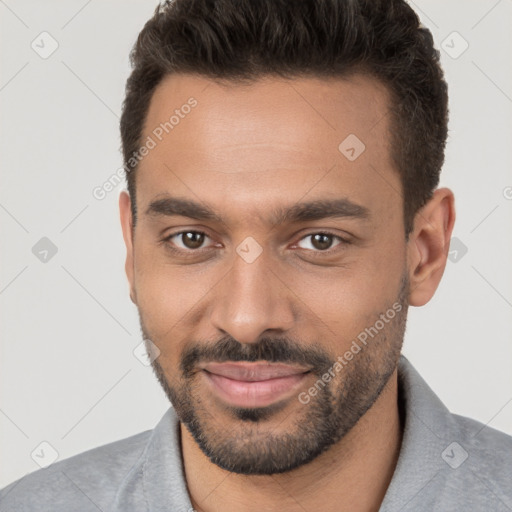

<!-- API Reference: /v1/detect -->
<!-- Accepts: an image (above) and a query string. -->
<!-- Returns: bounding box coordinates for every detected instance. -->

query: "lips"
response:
[202,362,310,381]
[201,362,311,408]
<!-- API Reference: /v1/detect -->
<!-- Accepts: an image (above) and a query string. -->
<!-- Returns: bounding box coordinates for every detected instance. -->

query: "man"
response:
[1,0,511,511]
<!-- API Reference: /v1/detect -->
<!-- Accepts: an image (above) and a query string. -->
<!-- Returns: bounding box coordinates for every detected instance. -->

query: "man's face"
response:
[122,73,411,474]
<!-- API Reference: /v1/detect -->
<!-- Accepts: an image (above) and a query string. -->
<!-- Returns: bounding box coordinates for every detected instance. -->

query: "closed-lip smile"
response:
[200,361,311,408]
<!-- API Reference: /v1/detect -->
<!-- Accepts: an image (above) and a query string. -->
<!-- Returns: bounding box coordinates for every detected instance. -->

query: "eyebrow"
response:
[145,195,371,225]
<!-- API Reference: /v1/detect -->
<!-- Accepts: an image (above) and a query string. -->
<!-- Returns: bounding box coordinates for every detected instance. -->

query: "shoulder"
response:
[451,412,512,478]
[393,356,512,510]
[433,412,512,509]
[0,429,152,512]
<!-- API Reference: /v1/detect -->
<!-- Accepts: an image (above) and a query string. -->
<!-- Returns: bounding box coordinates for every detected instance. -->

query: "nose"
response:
[210,248,296,345]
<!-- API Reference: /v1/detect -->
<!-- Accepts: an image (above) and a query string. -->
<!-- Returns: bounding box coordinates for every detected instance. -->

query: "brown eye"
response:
[311,234,334,250]
[181,232,205,249]
[297,233,343,252]
[166,231,210,251]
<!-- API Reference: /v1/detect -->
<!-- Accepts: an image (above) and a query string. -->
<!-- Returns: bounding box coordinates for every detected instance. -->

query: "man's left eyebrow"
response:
[144,196,371,225]
[271,198,371,224]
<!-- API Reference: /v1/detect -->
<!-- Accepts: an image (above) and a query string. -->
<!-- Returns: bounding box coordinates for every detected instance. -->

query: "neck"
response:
[181,369,402,512]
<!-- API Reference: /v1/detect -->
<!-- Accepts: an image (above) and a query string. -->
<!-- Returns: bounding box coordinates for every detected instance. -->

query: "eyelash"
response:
[161,230,351,258]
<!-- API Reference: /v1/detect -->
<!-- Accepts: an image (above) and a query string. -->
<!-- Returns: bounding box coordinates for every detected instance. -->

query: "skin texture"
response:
[119,73,455,512]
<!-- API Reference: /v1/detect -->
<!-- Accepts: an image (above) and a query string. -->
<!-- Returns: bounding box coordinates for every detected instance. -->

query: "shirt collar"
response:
[379,355,457,510]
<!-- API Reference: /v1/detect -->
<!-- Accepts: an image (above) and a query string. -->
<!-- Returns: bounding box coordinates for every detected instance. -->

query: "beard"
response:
[140,273,409,476]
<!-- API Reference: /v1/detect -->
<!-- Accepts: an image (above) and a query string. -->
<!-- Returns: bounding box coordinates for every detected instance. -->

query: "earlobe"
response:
[119,190,137,305]
[407,188,456,307]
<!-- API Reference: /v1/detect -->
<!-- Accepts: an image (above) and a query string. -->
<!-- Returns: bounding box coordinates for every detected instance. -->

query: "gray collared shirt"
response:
[1,355,511,511]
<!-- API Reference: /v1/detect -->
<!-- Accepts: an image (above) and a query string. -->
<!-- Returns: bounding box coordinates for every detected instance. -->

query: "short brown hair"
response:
[120,0,449,236]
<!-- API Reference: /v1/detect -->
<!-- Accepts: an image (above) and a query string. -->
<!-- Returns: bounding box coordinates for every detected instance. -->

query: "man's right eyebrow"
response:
[145,197,223,223]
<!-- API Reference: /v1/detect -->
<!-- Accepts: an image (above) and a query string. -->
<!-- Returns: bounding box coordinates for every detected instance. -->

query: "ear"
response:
[119,190,137,305]
[407,187,456,307]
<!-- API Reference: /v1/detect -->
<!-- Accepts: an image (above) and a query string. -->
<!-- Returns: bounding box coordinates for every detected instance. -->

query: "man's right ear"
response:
[119,190,137,305]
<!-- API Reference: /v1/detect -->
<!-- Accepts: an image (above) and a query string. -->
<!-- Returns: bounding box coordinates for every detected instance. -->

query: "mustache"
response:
[181,336,333,377]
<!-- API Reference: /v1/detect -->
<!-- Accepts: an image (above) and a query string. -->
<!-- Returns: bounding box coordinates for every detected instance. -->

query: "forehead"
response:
[136,72,400,225]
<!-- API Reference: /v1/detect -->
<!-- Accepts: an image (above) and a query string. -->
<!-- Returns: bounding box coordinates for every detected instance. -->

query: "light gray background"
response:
[1,0,511,488]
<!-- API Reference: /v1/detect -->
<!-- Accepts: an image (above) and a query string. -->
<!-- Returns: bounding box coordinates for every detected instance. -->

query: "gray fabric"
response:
[1,355,511,511]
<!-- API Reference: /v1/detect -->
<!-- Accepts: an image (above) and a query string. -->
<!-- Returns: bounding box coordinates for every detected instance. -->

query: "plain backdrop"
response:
[1,0,511,488]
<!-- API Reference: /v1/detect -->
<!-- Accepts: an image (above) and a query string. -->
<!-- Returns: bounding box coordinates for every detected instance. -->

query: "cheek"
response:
[133,242,220,339]
[283,249,405,348]
[287,268,382,344]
